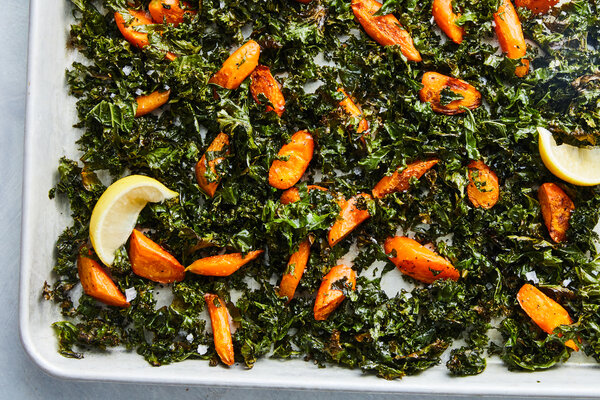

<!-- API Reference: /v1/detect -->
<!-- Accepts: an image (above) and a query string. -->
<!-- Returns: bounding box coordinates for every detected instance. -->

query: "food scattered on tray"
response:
[45,0,600,378]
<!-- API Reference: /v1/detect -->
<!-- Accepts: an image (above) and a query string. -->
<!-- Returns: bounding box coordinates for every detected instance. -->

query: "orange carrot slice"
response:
[209,40,261,90]
[432,0,464,44]
[538,183,574,243]
[517,284,578,351]
[195,133,230,198]
[135,90,171,117]
[278,239,311,303]
[186,250,264,276]
[351,0,422,61]
[372,159,439,198]
[114,10,177,60]
[328,193,372,247]
[204,293,235,365]
[77,255,130,307]
[250,65,285,117]
[115,10,152,49]
[419,72,481,115]
[268,130,315,190]
[338,88,369,135]
[467,160,500,209]
[149,0,196,25]
[314,264,357,321]
[128,229,185,283]
[384,236,460,283]
[494,0,529,77]
[280,185,328,205]
[515,0,559,14]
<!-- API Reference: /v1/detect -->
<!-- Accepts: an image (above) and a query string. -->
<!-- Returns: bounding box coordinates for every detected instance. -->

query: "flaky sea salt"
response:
[562,279,572,287]
[197,344,208,354]
[122,65,132,76]
[125,287,137,302]
[186,333,194,343]
[525,271,539,284]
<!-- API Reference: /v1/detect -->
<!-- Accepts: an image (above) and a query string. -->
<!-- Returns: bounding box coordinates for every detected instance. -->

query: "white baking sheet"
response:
[19,0,600,395]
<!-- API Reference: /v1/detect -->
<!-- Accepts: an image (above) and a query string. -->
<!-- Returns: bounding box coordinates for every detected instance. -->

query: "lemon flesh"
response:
[538,127,600,186]
[89,175,178,266]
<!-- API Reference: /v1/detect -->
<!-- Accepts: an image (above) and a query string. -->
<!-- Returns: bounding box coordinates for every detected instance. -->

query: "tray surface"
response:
[19,0,600,395]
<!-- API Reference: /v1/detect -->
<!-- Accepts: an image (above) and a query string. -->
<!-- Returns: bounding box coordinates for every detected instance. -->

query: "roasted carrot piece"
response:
[467,160,500,209]
[538,183,574,243]
[250,65,285,117]
[419,72,481,115]
[432,0,464,44]
[128,229,185,283]
[384,236,460,284]
[149,0,196,25]
[338,89,369,135]
[209,40,261,90]
[77,255,130,307]
[115,10,152,49]
[135,90,171,117]
[494,0,529,77]
[351,0,422,62]
[372,159,439,198]
[114,10,177,60]
[515,0,558,14]
[280,185,328,205]
[268,130,315,190]
[195,133,230,198]
[186,250,264,276]
[314,264,357,321]
[328,193,372,247]
[204,293,235,365]
[517,284,578,351]
[278,239,311,303]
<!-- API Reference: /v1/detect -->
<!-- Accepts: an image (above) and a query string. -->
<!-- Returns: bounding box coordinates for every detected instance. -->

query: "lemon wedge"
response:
[538,127,600,186]
[89,175,178,266]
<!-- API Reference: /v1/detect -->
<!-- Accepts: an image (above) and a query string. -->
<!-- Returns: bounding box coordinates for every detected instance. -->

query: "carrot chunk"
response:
[195,133,230,198]
[268,130,315,190]
[351,0,422,62]
[338,88,369,135]
[135,90,171,117]
[384,236,460,284]
[314,264,357,321]
[250,65,286,117]
[278,239,311,303]
[204,293,235,365]
[280,185,328,205]
[77,255,130,307]
[432,0,464,44]
[186,250,264,276]
[494,0,529,77]
[538,183,574,243]
[467,160,500,209]
[128,229,185,283]
[328,193,372,247]
[114,10,177,60]
[419,72,481,115]
[515,0,559,14]
[209,40,261,90]
[149,0,196,25]
[517,284,578,351]
[372,159,439,198]
[114,10,152,49]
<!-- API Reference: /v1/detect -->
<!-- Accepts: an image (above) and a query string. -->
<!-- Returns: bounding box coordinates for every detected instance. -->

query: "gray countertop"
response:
[0,2,583,399]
